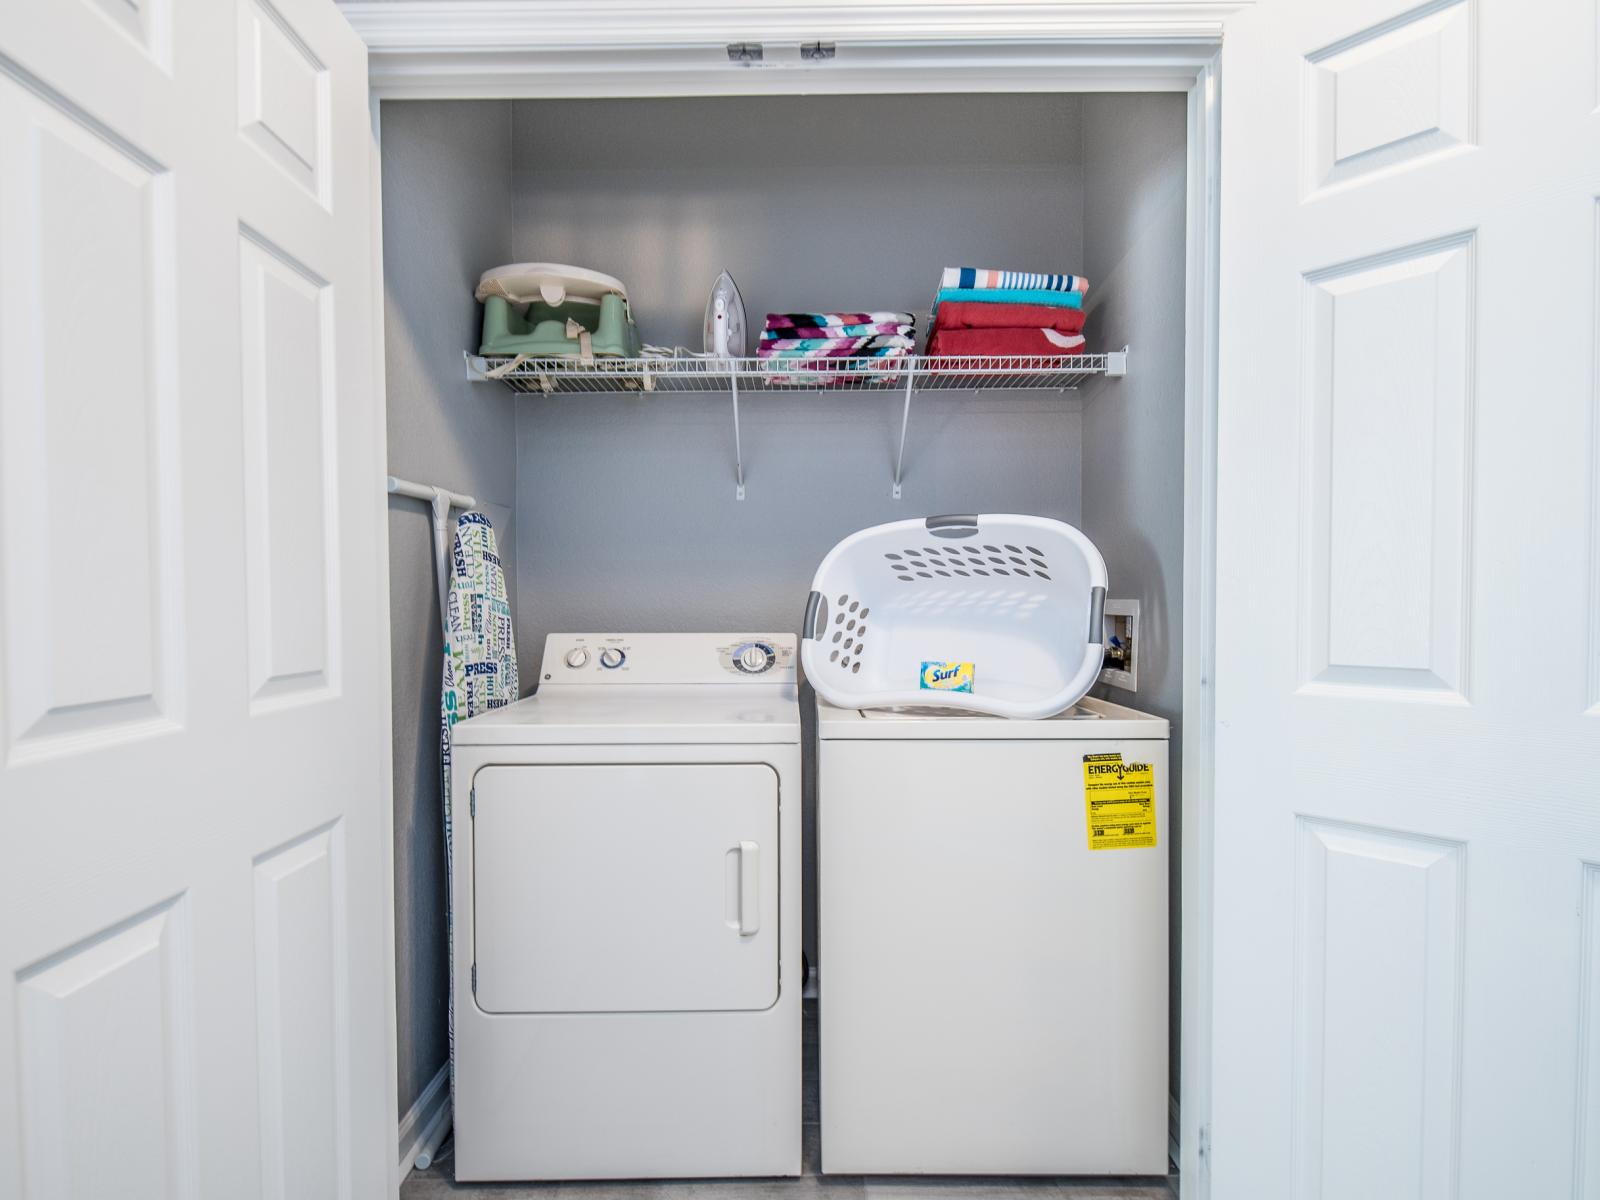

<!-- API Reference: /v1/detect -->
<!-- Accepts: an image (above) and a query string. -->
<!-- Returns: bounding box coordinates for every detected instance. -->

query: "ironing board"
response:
[439,510,518,1092]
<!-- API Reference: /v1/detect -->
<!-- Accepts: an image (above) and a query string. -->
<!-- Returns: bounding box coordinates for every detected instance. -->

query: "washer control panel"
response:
[737,643,775,673]
[728,641,778,675]
[717,638,795,678]
[542,633,797,685]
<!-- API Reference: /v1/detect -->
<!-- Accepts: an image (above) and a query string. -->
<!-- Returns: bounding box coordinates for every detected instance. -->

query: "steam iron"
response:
[703,271,747,358]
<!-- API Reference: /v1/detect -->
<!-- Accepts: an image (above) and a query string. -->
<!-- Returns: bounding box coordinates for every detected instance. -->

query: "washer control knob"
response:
[563,647,589,669]
[737,643,774,674]
[599,647,626,670]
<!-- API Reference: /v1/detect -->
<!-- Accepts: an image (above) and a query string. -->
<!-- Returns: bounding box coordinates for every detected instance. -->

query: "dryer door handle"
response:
[738,841,761,936]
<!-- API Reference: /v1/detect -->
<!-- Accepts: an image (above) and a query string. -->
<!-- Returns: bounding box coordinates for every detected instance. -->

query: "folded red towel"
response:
[931,301,1086,335]
[925,327,1087,357]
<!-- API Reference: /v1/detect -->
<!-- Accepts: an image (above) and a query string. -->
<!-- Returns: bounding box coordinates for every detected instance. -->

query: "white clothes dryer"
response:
[450,633,802,1182]
[816,695,1170,1176]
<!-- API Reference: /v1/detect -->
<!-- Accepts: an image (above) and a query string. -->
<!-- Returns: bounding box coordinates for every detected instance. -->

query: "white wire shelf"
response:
[464,350,1126,394]
[462,348,1129,500]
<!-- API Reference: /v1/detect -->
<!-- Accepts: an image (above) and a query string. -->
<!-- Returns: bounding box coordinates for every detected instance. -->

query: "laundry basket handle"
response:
[924,514,979,538]
[802,590,828,640]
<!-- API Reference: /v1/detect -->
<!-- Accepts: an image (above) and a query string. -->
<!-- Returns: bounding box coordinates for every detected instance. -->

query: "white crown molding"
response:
[342,1,1252,46]
[339,0,1250,99]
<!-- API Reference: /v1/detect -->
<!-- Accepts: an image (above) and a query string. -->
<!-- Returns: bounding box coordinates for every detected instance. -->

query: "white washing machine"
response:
[816,695,1170,1176]
[449,633,802,1182]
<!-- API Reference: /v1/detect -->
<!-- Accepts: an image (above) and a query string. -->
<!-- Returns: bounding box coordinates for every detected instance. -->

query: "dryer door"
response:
[471,762,780,1013]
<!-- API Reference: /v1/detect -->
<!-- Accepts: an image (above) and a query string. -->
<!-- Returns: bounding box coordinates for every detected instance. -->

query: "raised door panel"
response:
[1591,194,1600,714]
[1302,0,1476,198]
[253,823,349,1200]
[0,71,182,762]
[15,898,197,1200]
[236,0,328,205]
[473,764,780,1014]
[1292,820,1464,1200]
[238,231,338,712]
[1300,233,1474,703]
[80,0,170,67]
[1579,864,1600,1195]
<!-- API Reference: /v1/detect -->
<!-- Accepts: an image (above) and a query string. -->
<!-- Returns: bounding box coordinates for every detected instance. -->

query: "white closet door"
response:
[1212,2,1600,1198]
[0,1,391,1198]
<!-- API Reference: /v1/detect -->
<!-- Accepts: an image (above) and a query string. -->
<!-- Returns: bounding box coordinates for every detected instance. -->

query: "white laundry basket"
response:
[801,514,1107,720]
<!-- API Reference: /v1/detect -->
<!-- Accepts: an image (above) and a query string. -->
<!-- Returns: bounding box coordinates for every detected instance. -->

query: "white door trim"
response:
[339,0,1250,99]
[347,8,1234,1191]
[366,92,403,1200]
[341,0,1249,43]
[1180,50,1222,1200]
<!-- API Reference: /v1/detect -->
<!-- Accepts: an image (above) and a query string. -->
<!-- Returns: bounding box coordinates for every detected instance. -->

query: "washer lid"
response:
[816,694,1168,740]
[452,686,801,746]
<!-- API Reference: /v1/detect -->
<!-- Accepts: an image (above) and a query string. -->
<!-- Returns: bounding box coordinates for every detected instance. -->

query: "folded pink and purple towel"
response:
[764,311,915,330]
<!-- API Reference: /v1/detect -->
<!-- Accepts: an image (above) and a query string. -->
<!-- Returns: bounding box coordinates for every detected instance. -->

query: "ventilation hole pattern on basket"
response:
[830,593,866,672]
[890,589,1049,622]
[883,544,1053,582]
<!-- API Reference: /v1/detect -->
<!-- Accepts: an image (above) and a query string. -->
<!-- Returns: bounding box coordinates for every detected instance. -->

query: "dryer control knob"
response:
[564,647,590,669]
[738,644,774,674]
[599,647,626,669]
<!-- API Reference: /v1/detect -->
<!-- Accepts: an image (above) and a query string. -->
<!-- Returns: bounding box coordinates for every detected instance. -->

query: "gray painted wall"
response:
[379,91,1188,1124]
[508,95,1086,353]
[507,94,1089,967]
[1079,92,1189,1102]
[382,100,518,1122]
[504,95,1097,666]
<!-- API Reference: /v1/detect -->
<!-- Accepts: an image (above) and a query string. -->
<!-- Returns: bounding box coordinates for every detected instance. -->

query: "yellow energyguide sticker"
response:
[1083,752,1156,850]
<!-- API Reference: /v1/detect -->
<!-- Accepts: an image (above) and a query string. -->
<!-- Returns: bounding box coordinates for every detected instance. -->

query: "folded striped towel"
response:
[940,267,1088,294]
[758,335,915,354]
[761,322,913,340]
[932,287,1084,313]
[758,337,915,359]
[765,311,916,330]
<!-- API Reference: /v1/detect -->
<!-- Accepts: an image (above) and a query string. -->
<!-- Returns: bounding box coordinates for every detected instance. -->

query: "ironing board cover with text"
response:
[440,511,518,1093]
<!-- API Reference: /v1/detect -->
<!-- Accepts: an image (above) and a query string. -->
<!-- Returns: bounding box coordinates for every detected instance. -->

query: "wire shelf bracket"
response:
[464,348,1129,500]
[731,370,745,501]
[892,362,915,501]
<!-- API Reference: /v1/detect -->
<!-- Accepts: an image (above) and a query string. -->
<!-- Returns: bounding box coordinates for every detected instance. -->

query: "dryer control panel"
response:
[541,633,797,685]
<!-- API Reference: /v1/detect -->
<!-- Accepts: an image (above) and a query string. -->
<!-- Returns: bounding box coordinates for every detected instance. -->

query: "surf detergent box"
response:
[920,661,974,693]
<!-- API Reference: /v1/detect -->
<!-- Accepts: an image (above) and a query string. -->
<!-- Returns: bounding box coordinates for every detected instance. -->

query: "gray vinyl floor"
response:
[403,1003,1178,1200]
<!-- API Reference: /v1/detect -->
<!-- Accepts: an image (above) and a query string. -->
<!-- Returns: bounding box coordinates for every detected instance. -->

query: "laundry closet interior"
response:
[380,84,1194,1182]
